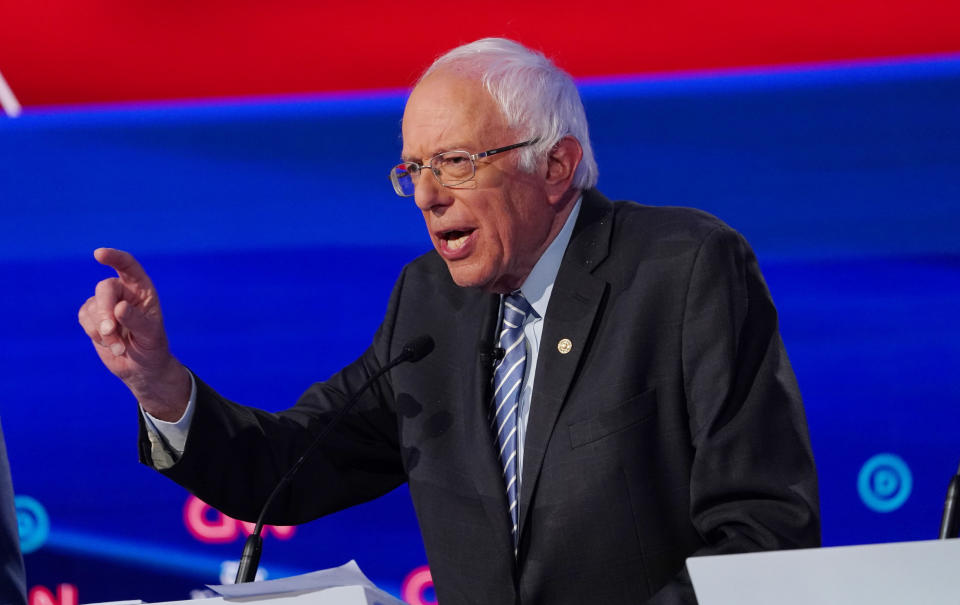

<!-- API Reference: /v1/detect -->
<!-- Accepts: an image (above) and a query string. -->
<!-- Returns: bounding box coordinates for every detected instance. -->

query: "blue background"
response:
[1,55,958,603]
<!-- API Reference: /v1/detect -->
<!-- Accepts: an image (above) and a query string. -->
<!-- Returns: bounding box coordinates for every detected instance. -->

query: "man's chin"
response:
[447,269,486,291]
[445,264,516,294]
[444,261,493,292]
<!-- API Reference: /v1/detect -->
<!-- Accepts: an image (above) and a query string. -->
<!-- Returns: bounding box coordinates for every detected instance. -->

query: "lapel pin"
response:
[557,338,573,354]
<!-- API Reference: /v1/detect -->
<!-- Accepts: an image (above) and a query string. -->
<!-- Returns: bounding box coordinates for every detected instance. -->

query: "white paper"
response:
[208,560,377,597]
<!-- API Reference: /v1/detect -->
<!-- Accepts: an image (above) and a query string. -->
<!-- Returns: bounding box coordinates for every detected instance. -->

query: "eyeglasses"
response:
[388,139,538,197]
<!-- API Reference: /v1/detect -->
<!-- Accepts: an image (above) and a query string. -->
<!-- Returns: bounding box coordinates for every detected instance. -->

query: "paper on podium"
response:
[687,538,960,605]
[208,560,380,597]
[145,585,404,605]
[87,561,408,605]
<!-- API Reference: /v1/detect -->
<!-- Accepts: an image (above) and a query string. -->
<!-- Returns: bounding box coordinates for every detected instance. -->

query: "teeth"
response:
[446,233,470,250]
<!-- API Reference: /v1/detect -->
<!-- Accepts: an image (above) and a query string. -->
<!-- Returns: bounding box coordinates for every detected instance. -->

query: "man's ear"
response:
[544,135,583,204]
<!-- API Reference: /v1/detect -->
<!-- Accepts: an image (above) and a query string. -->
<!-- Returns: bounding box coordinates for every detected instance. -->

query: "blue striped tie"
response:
[491,291,533,548]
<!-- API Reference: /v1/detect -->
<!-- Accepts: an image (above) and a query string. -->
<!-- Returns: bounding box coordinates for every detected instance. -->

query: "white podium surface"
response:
[688,538,960,605]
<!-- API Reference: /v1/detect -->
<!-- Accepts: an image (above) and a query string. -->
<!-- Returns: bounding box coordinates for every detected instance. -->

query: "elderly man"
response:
[79,38,819,604]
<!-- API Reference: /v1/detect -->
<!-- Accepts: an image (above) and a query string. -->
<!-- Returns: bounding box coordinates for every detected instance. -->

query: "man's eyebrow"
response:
[401,144,472,164]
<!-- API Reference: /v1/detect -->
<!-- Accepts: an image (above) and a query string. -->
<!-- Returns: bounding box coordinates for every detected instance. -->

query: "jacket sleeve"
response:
[0,421,26,605]
[650,226,820,604]
[138,266,412,525]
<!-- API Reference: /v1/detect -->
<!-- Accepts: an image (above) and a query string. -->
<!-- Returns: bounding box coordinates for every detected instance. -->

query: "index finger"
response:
[93,248,152,286]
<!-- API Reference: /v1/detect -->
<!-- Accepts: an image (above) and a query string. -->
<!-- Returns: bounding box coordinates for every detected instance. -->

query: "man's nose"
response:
[413,171,453,213]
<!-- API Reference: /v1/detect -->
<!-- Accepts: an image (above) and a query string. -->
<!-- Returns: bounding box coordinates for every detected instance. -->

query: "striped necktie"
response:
[491,291,533,549]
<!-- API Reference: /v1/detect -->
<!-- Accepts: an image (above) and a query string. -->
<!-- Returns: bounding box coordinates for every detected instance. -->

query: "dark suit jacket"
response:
[0,421,26,605]
[145,189,820,604]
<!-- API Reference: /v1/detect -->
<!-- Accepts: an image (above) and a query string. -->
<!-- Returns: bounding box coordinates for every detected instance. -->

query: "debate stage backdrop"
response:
[2,7,959,604]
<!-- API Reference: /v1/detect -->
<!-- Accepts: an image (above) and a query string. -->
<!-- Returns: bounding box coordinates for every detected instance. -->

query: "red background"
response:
[2,0,960,107]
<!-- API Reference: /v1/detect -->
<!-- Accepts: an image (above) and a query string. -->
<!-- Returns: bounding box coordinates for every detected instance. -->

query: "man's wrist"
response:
[134,361,192,422]
[141,370,197,458]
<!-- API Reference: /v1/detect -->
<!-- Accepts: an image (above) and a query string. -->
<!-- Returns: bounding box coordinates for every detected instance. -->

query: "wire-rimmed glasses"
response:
[388,139,538,197]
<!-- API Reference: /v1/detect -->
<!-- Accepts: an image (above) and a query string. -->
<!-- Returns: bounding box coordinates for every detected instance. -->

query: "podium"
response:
[688,539,960,604]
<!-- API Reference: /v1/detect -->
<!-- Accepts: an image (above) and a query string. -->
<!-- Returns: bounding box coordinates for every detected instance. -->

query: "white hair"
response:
[420,38,598,190]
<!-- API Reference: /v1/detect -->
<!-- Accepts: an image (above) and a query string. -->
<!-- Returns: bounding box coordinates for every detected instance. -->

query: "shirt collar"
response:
[519,196,582,319]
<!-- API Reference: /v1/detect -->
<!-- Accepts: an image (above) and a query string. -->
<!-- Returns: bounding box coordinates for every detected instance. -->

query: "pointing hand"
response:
[78,248,190,421]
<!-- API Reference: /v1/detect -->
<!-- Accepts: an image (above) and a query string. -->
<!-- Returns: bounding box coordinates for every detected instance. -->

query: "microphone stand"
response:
[938,462,960,539]
[235,335,434,583]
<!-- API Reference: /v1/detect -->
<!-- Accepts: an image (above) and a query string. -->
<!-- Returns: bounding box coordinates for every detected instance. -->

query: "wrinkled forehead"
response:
[400,70,511,160]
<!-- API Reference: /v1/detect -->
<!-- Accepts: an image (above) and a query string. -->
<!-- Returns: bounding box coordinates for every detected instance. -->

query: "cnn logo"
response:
[183,495,295,543]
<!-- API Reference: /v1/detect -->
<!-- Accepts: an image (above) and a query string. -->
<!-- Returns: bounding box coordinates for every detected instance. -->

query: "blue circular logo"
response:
[858,454,912,513]
[14,495,49,553]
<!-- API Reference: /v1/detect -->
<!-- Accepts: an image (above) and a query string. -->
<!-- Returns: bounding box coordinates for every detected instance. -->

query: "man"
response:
[79,38,819,603]
[0,420,27,605]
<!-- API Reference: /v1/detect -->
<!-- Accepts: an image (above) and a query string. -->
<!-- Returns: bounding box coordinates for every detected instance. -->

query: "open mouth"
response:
[440,229,475,251]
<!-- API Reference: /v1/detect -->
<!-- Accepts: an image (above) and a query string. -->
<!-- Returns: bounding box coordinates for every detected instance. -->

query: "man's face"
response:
[401,70,557,293]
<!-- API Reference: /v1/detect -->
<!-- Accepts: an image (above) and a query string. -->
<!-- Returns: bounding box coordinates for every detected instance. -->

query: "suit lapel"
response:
[518,190,613,538]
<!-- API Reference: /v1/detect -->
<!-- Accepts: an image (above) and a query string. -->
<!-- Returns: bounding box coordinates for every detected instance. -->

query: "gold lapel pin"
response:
[557,338,573,354]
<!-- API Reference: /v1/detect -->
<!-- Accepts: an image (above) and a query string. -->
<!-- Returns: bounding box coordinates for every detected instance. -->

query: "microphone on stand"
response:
[234,335,436,583]
[939,461,960,539]
[478,342,505,367]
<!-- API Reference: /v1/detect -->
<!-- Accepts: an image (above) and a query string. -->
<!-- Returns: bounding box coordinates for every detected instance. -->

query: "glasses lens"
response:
[433,151,474,185]
[390,163,417,197]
